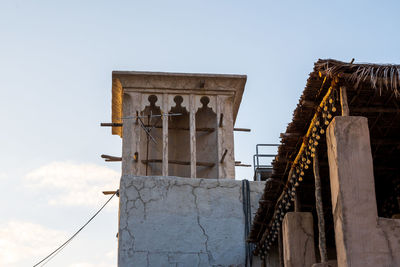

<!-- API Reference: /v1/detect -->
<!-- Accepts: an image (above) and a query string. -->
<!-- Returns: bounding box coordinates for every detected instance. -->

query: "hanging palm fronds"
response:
[315,59,400,97]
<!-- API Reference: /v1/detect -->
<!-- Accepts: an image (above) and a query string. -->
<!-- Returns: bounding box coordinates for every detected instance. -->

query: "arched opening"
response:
[140,95,163,176]
[195,96,218,178]
[168,96,191,177]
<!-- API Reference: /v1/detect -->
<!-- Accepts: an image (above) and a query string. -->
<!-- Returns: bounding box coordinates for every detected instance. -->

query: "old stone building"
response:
[108,71,265,266]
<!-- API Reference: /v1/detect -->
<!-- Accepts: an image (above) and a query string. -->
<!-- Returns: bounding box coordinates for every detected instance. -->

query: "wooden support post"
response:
[278,227,284,267]
[313,148,328,263]
[162,94,168,176]
[189,94,196,178]
[340,86,349,116]
[294,194,300,212]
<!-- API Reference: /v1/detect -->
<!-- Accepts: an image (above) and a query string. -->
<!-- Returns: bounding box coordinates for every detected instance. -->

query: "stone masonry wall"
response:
[118,175,265,267]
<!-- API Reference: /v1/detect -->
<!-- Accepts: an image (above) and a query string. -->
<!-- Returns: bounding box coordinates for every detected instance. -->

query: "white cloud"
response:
[68,261,114,267]
[67,249,116,267]
[25,162,120,208]
[0,220,67,266]
[0,172,7,180]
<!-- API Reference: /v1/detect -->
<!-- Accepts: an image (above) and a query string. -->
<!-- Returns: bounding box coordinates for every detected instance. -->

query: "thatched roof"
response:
[249,59,400,252]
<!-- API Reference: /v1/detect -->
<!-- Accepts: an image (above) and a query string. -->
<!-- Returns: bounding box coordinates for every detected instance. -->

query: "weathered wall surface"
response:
[118,175,265,267]
[327,116,400,267]
[282,212,316,267]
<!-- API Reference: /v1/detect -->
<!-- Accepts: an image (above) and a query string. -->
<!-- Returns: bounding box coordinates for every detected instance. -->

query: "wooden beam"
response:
[142,159,215,167]
[313,149,328,263]
[340,86,350,116]
[102,191,117,195]
[235,163,251,167]
[234,128,251,132]
[100,122,123,127]
[101,154,122,162]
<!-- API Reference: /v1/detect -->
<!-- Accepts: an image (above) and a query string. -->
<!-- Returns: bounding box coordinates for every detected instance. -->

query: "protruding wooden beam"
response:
[102,191,117,195]
[235,163,251,167]
[100,123,123,127]
[101,154,122,162]
[233,128,251,132]
[340,86,349,116]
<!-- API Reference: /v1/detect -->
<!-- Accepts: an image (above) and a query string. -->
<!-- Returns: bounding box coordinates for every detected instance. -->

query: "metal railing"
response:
[253,144,279,181]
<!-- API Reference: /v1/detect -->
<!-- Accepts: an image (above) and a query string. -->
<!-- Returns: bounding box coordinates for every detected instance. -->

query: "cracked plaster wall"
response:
[118,175,265,267]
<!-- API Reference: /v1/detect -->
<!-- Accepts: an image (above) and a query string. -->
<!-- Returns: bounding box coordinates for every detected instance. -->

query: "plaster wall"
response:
[118,175,265,267]
[326,116,400,267]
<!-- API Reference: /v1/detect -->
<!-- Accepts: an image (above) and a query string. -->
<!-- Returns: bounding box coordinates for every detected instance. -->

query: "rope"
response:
[33,191,118,267]
[242,180,252,267]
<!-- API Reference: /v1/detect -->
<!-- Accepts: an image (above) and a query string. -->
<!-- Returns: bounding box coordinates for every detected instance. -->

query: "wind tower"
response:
[110,71,247,179]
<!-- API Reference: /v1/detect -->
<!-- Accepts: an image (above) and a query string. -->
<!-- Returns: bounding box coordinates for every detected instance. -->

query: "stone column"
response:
[189,94,196,178]
[282,212,316,267]
[216,95,235,179]
[326,116,390,267]
[122,92,142,176]
[162,93,168,176]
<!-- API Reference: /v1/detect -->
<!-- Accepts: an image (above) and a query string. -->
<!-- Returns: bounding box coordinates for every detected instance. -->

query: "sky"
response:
[1,0,400,266]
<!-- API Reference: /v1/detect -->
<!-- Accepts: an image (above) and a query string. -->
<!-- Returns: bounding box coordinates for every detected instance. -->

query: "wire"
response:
[33,191,117,267]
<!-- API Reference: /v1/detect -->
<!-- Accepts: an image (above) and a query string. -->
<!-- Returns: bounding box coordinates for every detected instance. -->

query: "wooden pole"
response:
[278,227,284,267]
[189,94,197,178]
[233,128,251,132]
[313,148,328,263]
[101,154,122,162]
[294,194,300,212]
[340,86,349,116]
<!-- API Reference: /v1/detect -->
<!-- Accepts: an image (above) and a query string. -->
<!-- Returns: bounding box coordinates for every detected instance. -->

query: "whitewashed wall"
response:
[118,175,265,267]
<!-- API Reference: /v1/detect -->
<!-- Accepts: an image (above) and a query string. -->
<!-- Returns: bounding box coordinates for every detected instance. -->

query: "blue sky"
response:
[1,0,400,266]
